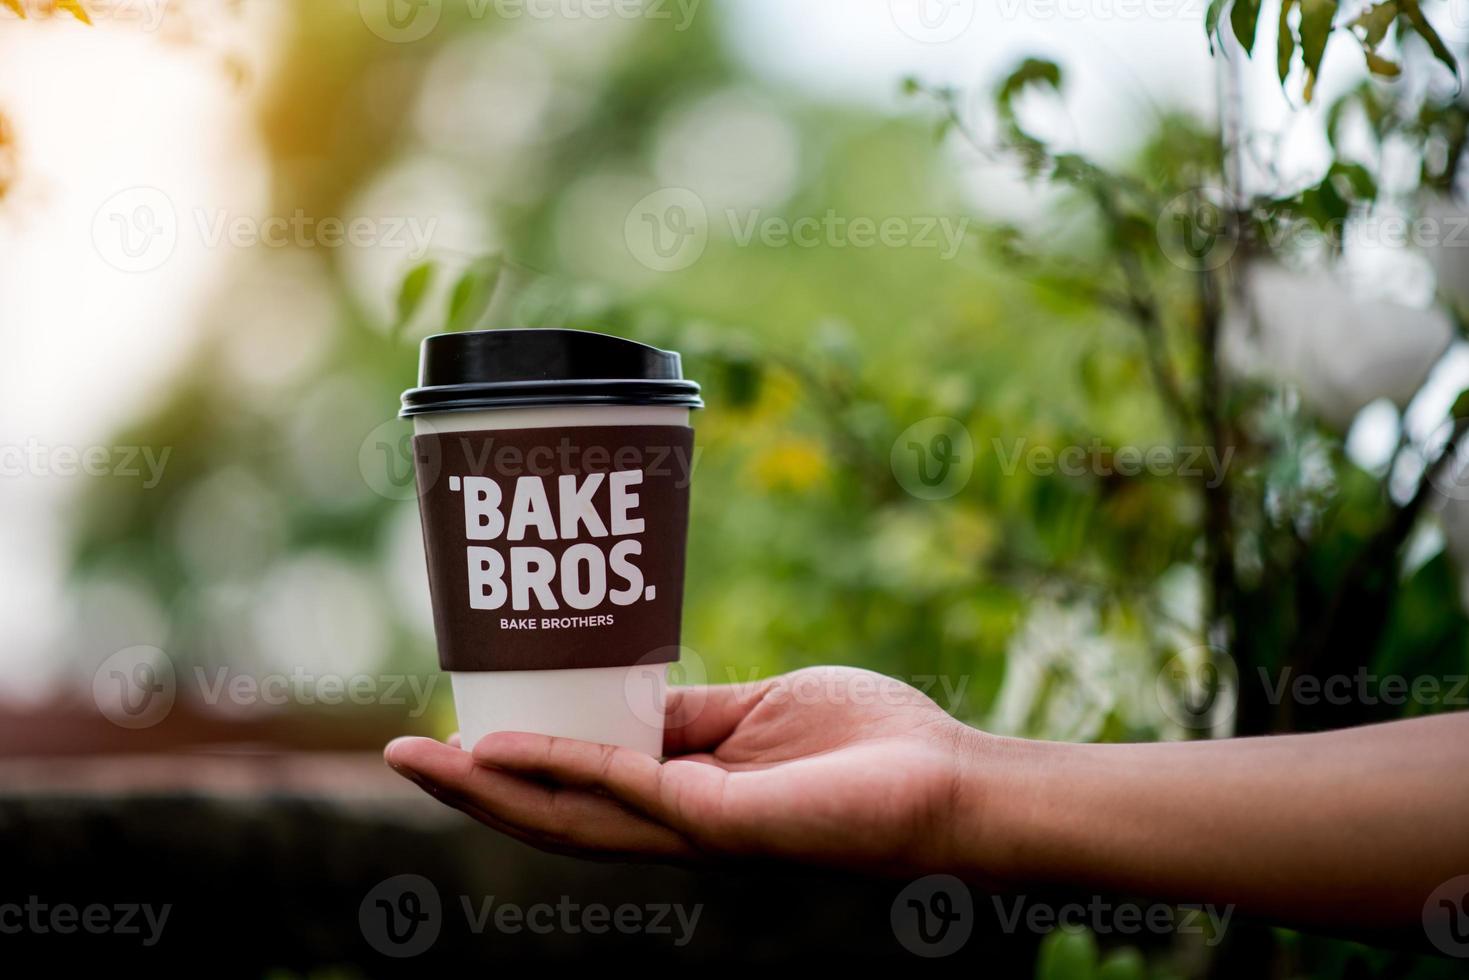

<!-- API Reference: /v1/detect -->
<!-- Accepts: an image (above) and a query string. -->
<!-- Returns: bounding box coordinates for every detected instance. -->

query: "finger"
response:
[388,736,646,853]
[470,766,696,858]
[422,768,681,860]
[389,749,555,847]
[471,732,684,825]
[386,737,696,859]
[417,779,618,862]
[663,680,771,755]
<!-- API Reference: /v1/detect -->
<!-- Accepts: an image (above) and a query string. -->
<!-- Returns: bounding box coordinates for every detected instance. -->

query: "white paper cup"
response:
[413,404,687,755]
[401,330,701,756]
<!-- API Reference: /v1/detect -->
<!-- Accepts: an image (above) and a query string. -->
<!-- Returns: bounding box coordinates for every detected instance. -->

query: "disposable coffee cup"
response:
[400,328,702,756]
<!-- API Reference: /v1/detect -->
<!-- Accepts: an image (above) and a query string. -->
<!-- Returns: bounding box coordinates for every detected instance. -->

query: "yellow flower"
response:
[748,368,802,424]
[56,0,91,23]
[2,1,91,23]
[752,437,829,492]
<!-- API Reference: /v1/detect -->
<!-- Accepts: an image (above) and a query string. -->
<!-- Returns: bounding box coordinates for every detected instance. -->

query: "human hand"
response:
[384,667,989,875]
[387,678,1469,940]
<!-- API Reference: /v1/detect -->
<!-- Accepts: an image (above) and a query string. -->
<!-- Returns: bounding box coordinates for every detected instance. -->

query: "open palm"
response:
[386,667,980,874]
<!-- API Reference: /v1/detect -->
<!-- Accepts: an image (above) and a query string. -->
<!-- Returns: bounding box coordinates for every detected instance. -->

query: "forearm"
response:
[958,713,1469,931]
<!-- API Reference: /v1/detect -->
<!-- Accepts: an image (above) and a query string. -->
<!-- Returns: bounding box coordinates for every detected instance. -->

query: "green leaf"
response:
[1364,49,1402,76]
[1299,0,1336,102]
[1304,175,1349,225]
[394,260,436,333]
[1278,0,1298,82]
[1331,160,1378,200]
[1036,928,1099,980]
[1299,0,1336,78]
[1096,948,1149,980]
[446,256,501,331]
[1351,1,1397,48]
[1349,3,1403,78]
[997,57,1063,117]
[1205,0,1225,51]
[1453,388,1469,421]
[1050,153,1096,184]
[1400,0,1461,80]
[719,354,763,409]
[1230,0,1263,55]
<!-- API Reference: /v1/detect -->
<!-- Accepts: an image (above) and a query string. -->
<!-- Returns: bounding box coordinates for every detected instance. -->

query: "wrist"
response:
[946,727,1073,885]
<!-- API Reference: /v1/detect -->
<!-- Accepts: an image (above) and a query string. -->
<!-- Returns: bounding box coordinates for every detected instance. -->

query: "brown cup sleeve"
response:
[412,425,693,671]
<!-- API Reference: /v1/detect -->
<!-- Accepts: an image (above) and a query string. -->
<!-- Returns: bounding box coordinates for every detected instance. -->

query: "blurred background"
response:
[2,0,1468,974]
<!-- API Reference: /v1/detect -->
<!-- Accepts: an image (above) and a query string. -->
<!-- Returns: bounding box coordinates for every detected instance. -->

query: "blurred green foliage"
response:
[59,3,1469,977]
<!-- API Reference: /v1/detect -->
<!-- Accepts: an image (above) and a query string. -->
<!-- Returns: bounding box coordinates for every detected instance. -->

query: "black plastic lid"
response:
[399,328,703,417]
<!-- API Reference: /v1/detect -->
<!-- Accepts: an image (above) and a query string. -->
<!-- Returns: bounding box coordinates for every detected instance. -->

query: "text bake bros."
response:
[452,469,654,617]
